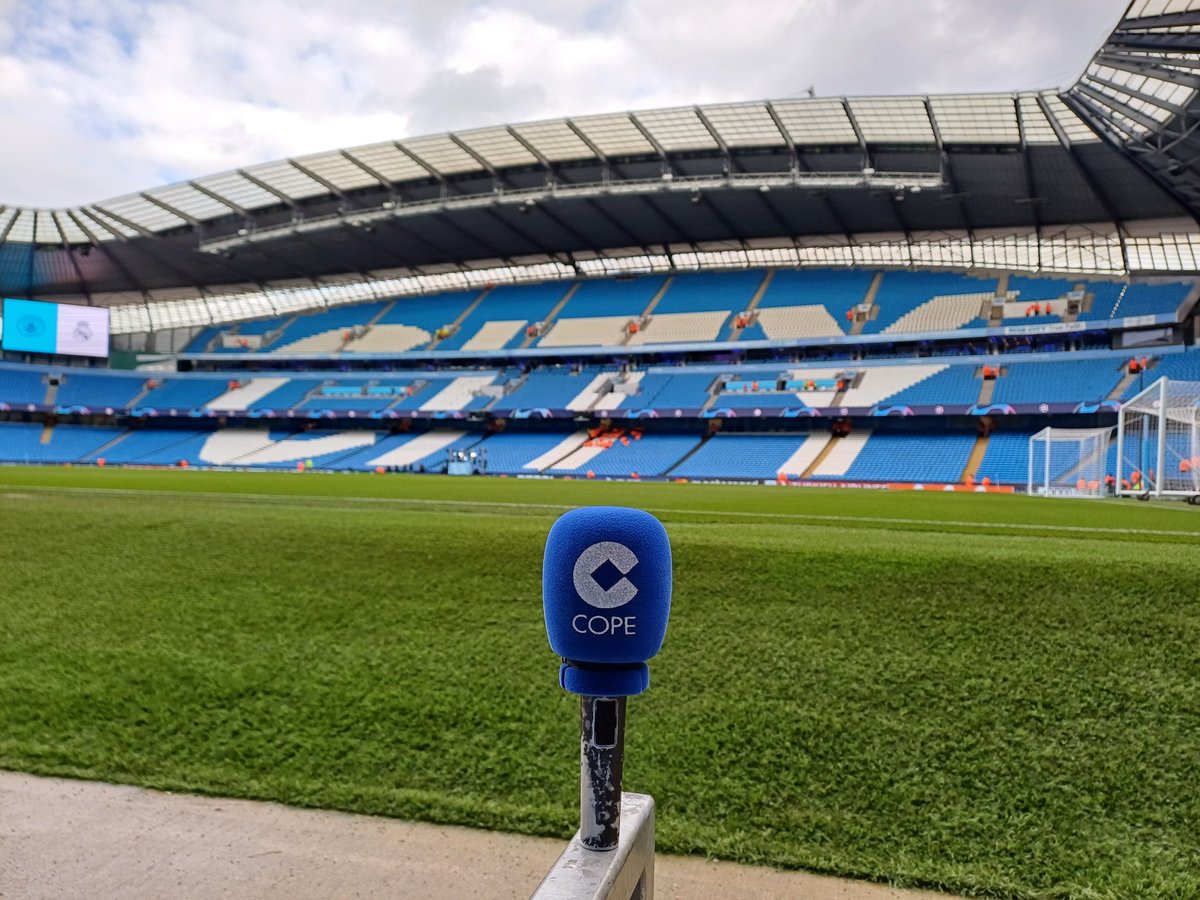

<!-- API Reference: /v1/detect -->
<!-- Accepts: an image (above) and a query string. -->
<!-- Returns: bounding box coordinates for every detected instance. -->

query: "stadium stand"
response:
[0,367,48,406]
[556,276,664,317]
[833,433,978,483]
[473,431,588,474]
[54,372,147,409]
[625,311,730,345]
[185,326,222,353]
[990,358,1122,405]
[84,429,208,465]
[670,433,811,480]
[330,430,481,472]
[538,316,631,348]
[136,378,229,410]
[976,431,1038,485]
[756,268,875,322]
[272,301,391,352]
[1147,349,1200,381]
[884,364,982,406]
[866,271,995,333]
[491,366,610,412]
[753,305,845,341]
[808,431,871,478]
[634,371,716,409]
[344,291,477,354]
[437,283,570,352]
[653,271,763,313]
[0,422,124,464]
[1110,282,1193,319]
[547,432,698,477]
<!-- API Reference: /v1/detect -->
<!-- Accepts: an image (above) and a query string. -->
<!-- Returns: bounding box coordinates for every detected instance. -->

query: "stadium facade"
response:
[0,0,1197,493]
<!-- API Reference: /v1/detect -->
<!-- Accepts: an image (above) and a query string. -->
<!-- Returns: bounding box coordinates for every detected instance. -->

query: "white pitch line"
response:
[2,484,1198,539]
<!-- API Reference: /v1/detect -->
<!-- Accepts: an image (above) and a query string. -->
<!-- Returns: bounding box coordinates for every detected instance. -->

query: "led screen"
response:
[1,298,110,358]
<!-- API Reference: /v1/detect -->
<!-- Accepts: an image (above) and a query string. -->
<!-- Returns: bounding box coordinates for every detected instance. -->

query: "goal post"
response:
[1117,376,1200,499]
[1028,426,1115,498]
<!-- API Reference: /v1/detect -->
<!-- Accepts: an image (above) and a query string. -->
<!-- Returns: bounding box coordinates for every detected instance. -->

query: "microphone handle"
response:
[580,695,626,851]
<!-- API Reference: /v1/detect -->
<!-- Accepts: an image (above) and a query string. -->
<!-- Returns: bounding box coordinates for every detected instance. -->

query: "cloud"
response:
[0,0,1122,209]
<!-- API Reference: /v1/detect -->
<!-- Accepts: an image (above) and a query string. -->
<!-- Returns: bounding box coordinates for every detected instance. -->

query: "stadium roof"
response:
[5,0,1200,302]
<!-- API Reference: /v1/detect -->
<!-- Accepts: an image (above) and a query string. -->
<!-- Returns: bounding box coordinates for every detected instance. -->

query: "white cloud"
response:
[0,0,1124,208]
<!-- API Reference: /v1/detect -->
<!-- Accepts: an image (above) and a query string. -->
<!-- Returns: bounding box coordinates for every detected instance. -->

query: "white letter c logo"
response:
[573,541,638,609]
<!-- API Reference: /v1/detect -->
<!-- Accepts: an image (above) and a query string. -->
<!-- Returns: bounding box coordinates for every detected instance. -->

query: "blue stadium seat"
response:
[556,276,665,317]
[89,429,208,465]
[137,379,229,410]
[438,282,572,352]
[670,434,807,479]
[991,359,1121,405]
[376,292,478,332]
[492,366,608,412]
[476,432,582,474]
[653,271,764,313]
[634,372,715,408]
[886,366,981,406]
[833,433,977,483]
[55,372,147,409]
[975,431,1037,484]
[757,268,875,322]
[0,422,124,464]
[272,301,390,349]
[0,367,48,406]
[548,434,698,477]
[866,271,996,333]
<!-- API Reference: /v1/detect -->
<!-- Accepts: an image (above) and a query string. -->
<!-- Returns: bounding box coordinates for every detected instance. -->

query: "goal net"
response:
[1117,377,1200,498]
[1028,426,1115,498]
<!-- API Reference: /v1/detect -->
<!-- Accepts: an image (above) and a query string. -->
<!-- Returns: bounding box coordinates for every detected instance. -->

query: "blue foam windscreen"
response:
[543,506,672,696]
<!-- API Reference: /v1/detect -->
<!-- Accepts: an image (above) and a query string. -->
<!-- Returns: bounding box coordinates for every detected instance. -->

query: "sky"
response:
[0,0,1127,209]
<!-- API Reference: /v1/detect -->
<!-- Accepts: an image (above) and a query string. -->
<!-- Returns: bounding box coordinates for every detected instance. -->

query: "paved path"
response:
[0,771,956,899]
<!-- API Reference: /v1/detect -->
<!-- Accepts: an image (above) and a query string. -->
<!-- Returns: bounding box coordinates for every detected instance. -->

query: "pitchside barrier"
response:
[533,507,673,899]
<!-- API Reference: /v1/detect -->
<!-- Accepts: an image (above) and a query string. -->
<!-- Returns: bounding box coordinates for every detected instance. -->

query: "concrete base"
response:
[0,771,957,900]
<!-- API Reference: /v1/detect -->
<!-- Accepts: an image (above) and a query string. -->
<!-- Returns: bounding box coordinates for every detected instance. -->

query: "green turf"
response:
[0,467,1198,899]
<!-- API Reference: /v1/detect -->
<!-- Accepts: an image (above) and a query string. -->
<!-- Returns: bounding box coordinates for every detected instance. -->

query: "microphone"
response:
[543,506,673,853]
[543,506,672,697]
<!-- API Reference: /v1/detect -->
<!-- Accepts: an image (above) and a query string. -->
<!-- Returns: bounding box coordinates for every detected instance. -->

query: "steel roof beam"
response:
[448,134,500,180]
[288,159,351,203]
[693,106,732,161]
[338,150,396,191]
[580,197,655,255]
[1082,74,1189,121]
[187,180,252,218]
[923,96,973,239]
[1094,51,1200,89]
[1042,93,1134,266]
[51,213,92,300]
[626,113,672,175]
[0,207,17,243]
[1104,32,1200,53]
[1116,10,1200,30]
[1074,83,1171,136]
[139,193,202,229]
[1013,94,1045,254]
[236,169,301,210]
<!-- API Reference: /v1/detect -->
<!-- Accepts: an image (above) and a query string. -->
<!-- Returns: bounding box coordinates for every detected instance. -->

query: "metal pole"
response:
[580,695,626,851]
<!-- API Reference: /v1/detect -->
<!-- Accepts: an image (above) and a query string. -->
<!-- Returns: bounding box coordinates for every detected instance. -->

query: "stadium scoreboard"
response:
[1,298,110,358]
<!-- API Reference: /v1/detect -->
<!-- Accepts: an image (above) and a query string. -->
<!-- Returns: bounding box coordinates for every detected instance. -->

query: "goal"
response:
[1028,426,1115,498]
[1117,376,1200,500]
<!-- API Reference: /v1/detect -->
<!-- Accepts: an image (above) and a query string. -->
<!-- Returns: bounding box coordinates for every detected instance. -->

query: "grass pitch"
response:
[1,467,1198,899]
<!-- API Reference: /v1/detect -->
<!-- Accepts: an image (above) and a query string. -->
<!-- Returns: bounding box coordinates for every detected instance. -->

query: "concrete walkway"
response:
[0,771,956,899]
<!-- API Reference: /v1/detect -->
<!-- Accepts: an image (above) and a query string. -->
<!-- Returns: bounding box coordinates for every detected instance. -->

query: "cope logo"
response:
[571,541,638,636]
